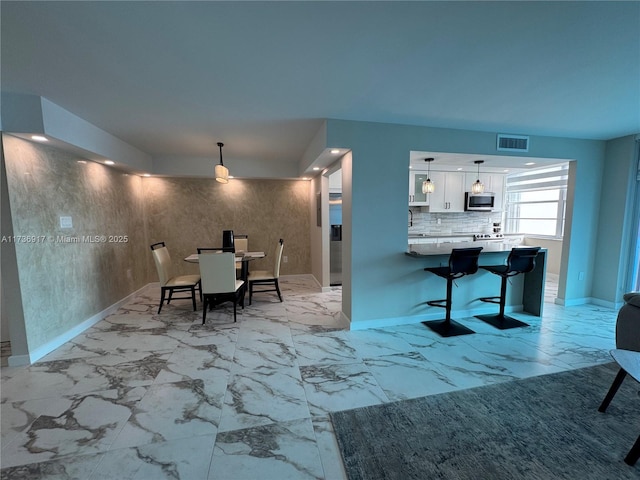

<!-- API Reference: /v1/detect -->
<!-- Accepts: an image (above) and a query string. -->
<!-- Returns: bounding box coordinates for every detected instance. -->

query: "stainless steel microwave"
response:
[465,192,495,211]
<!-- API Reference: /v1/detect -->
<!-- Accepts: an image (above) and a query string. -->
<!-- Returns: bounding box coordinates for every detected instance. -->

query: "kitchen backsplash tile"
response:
[408,208,504,236]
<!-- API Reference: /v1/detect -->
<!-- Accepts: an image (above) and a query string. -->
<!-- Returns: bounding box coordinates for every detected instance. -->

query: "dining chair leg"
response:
[202,295,208,324]
[275,279,283,302]
[233,298,237,323]
[191,286,197,311]
[249,282,253,305]
[158,288,167,314]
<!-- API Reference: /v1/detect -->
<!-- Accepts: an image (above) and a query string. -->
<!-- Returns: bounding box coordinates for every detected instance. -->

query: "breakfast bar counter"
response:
[406,243,547,318]
[407,240,527,256]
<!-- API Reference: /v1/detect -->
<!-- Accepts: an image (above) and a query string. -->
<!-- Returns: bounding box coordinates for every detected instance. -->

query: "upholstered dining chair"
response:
[248,238,284,305]
[233,235,249,276]
[199,252,245,324]
[150,242,201,314]
[234,235,248,253]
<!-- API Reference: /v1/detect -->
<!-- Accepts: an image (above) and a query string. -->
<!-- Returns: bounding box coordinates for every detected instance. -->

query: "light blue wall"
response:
[592,135,638,303]
[326,119,607,325]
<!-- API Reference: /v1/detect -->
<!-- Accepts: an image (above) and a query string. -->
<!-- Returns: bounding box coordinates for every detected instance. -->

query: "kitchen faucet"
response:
[408,209,413,227]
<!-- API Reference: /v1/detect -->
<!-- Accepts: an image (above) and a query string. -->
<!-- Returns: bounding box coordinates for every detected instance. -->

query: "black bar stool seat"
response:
[423,247,483,337]
[475,246,541,329]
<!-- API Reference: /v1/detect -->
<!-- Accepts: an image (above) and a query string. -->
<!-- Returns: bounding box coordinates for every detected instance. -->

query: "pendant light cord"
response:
[218,142,224,166]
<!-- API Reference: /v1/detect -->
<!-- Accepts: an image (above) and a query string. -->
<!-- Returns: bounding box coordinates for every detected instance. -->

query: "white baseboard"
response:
[11,283,152,366]
[588,297,624,310]
[7,354,30,367]
[554,297,591,306]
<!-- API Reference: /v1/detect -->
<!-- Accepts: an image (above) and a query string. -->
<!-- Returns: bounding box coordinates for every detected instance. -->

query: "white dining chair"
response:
[150,242,201,314]
[248,238,284,305]
[234,235,248,253]
[199,251,245,324]
[234,235,248,276]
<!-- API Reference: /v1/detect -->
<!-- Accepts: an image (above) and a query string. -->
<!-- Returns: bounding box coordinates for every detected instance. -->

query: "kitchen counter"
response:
[408,233,475,239]
[407,240,525,256]
[405,244,547,318]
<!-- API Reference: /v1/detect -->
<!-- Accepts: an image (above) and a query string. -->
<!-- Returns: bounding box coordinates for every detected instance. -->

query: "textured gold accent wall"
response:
[3,135,312,355]
[2,135,150,351]
[143,177,311,277]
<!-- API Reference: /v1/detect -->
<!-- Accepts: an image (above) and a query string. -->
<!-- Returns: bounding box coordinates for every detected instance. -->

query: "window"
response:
[504,164,569,238]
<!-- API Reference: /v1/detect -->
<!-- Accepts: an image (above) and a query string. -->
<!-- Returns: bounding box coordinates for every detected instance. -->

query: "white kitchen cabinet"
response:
[491,174,505,212]
[464,172,505,211]
[409,171,430,206]
[427,171,466,212]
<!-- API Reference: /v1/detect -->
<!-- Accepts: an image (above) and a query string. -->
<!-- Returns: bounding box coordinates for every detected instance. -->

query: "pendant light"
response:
[471,160,485,194]
[215,142,229,184]
[421,157,435,194]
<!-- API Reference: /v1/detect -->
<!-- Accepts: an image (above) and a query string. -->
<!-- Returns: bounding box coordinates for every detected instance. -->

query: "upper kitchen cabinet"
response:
[465,172,505,211]
[426,171,466,212]
[409,171,430,206]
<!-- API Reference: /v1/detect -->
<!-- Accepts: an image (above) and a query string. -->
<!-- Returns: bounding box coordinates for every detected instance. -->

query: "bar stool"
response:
[475,246,541,329]
[423,247,483,337]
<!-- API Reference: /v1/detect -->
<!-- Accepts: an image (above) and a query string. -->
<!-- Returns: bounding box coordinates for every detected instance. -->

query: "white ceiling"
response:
[2,1,639,171]
[409,150,570,173]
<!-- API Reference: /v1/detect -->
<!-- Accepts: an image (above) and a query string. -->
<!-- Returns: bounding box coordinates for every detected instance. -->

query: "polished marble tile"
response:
[364,351,460,400]
[0,452,104,479]
[210,418,324,480]
[154,343,235,384]
[0,276,622,478]
[299,362,389,416]
[110,379,225,449]
[311,416,348,480]
[92,434,215,479]
[292,331,360,367]
[1,387,146,468]
[218,366,310,432]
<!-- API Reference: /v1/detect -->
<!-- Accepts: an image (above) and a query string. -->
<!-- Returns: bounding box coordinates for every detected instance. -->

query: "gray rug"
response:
[330,363,640,480]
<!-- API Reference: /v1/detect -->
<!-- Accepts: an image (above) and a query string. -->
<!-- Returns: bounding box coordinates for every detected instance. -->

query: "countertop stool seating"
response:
[475,246,541,329]
[423,247,483,337]
[199,252,245,324]
[248,238,284,305]
[150,242,201,314]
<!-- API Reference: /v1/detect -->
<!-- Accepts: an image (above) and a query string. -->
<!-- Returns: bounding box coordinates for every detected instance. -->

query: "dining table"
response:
[184,251,265,283]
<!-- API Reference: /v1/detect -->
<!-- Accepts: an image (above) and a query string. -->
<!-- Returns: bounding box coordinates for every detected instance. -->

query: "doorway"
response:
[329,170,342,286]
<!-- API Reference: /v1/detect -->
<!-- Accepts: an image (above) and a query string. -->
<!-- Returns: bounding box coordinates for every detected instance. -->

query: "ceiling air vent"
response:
[497,134,529,152]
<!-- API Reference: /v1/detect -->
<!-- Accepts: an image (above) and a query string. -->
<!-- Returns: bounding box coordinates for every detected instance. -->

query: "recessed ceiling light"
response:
[503,169,509,172]
[302,177,310,181]
[31,135,48,142]
[104,160,115,165]
[228,176,234,179]
[142,173,151,177]
[525,162,535,166]
[330,149,340,154]
[313,167,320,171]
[457,167,463,171]
[77,160,87,164]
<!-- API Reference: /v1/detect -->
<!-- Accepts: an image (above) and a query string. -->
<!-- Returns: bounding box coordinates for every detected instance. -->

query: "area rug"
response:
[330,363,640,480]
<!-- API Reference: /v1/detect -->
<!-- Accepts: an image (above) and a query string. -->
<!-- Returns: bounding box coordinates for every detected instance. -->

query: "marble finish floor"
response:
[1,275,619,479]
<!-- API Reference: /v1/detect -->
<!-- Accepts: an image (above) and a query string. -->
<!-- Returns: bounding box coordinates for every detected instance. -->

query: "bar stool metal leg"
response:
[476,276,529,329]
[422,277,475,337]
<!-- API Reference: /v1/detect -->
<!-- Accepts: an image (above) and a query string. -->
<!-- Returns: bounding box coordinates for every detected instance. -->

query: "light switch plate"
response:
[60,216,73,229]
